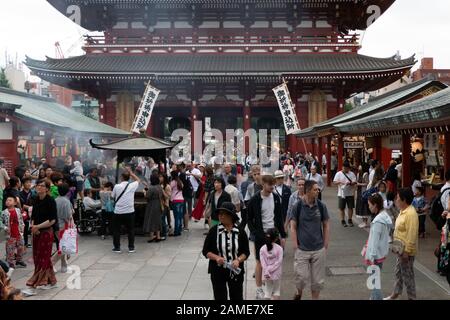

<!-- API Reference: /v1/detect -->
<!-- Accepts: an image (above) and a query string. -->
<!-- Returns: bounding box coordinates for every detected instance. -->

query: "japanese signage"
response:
[344,141,365,149]
[131,82,160,134]
[272,82,301,135]
[382,135,402,149]
[424,133,439,151]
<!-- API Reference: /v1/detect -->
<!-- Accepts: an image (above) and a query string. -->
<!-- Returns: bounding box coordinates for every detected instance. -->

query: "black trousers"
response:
[210,268,244,301]
[23,220,30,245]
[100,210,113,236]
[112,213,135,250]
[419,215,426,234]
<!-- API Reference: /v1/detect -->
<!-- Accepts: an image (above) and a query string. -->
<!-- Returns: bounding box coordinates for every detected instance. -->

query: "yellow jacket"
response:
[393,205,419,256]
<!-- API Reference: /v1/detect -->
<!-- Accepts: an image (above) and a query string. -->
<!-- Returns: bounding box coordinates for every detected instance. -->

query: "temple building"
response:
[26,0,415,153]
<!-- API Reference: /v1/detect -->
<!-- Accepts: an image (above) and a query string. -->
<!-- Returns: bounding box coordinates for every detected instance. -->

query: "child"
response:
[99,182,114,240]
[259,228,283,300]
[384,192,398,244]
[1,196,26,269]
[70,161,84,200]
[412,186,429,238]
[378,181,387,202]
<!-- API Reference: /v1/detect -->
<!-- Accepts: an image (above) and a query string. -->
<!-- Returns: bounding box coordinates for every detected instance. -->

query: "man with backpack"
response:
[430,169,450,230]
[289,180,330,300]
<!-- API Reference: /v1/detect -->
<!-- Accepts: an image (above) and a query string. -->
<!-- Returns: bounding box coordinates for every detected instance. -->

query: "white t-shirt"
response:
[111,181,139,214]
[306,173,325,191]
[367,169,376,188]
[225,184,240,207]
[261,193,275,232]
[188,168,202,192]
[333,170,356,198]
[275,185,283,199]
[411,180,422,195]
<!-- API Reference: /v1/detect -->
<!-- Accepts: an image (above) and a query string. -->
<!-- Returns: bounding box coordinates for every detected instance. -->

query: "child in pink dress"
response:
[259,228,283,300]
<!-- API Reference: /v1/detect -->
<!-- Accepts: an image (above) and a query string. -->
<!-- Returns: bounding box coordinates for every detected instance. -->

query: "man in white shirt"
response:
[441,170,450,213]
[322,154,327,175]
[333,161,357,227]
[305,166,325,200]
[111,167,141,253]
[224,175,241,213]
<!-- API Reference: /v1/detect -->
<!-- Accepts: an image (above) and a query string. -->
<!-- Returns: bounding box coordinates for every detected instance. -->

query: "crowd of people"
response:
[0,150,449,301]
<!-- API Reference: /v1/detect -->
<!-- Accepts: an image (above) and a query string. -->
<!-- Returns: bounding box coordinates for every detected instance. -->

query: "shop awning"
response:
[0,87,128,137]
[334,86,450,136]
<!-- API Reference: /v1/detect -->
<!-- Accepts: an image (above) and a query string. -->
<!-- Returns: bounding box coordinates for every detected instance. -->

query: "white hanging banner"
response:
[131,82,160,134]
[272,82,301,135]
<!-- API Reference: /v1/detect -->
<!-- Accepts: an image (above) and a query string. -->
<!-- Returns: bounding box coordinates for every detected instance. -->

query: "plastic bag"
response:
[59,227,78,255]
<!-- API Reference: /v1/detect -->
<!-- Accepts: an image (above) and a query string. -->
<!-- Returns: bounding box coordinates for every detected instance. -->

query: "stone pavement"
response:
[2,184,450,300]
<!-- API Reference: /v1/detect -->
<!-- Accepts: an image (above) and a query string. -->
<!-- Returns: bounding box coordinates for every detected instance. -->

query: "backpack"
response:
[294,198,326,225]
[180,173,193,199]
[430,188,450,230]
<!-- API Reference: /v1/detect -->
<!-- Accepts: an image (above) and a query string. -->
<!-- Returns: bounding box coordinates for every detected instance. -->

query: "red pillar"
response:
[326,135,332,186]
[445,132,450,174]
[402,134,412,188]
[338,135,344,170]
[243,101,251,152]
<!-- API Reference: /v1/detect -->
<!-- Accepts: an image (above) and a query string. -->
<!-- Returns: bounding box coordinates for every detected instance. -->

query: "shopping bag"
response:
[59,226,78,255]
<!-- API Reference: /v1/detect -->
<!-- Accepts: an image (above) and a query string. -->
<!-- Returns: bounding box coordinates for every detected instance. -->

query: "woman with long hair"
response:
[143,174,164,242]
[170,170,184,236]
[159,173,172,237]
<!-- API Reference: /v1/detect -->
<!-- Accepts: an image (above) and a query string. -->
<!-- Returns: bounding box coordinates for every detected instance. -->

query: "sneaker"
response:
[112,248,122,253]
[358,222,367,228]
[39,283,58,290]
[256,288,265,300]
[348,219,354,227]
[183,228,189,232]
[16,261,27,268]
[22,287,37,297]
[6,267,14,279]
[341,220,348,227]
[128,248,136,253]
[204,224,209,230]
[26,244,32,248]
[383,295,397,300]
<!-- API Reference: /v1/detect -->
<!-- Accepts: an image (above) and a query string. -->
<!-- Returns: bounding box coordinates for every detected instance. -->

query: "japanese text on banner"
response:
[131,83,160,134]
[272,83,300,135]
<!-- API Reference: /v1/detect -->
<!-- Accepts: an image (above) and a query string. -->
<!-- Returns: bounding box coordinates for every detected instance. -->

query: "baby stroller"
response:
[74,199,102,234]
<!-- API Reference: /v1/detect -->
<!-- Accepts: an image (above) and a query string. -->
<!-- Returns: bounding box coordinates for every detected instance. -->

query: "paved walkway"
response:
[2,185,450,300]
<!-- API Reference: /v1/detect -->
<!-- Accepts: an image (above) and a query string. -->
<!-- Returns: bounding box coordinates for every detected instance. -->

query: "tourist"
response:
[292,160,308,182]
[384,160,398,194]
[289,180,329,300]
[111,167,140,253]
[202,166,215,230]
[440,170,450,220]
[286,178,306,232]
[244,165,262,202]
[192,164,206,222]
[202,202,249,300]
[187,162,202,208]
[412,186,429,238]
[221,163,234,186]
[38,168,46,180]
[322,153,327,175]
[144,174,164,243]
[53,183,74,273]
[378,181,388,201]
[99,182,114,239]
[29,161,39,186]
[247,175,286,300]
[70,161,84,200]
[22,179,58,297]
[82,189,101,212]
[0,160,11,211]
[273,170,292,233]
[240,164,255,200]
[330,152,338,180]
[178,163,193,231]
[2,177,21,211]
[411,172,423,195]
[356,163,371,228]
[363,193,393,300]
[384,188,419,300]
[208,177,231,227]
[49,172,63,199]
[305,166,324,200]
[159,173,172,238]
[333,161,357,227]
[170,170,185,237]
[260,228,283,300]
[84,167,101,200]
[1,196,26,269]
[283,159,294,186]
[224,175,241,214]
[45,166,53,180]
[19,177,33,248]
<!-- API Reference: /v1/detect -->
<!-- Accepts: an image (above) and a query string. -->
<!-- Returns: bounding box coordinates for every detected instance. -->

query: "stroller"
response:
[74,199,102,234]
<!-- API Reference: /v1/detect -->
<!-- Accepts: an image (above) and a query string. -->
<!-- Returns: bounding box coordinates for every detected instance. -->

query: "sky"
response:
[0,0,450,73]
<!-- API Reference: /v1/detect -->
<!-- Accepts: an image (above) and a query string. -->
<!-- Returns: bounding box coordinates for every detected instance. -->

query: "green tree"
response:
[0,68,11,88]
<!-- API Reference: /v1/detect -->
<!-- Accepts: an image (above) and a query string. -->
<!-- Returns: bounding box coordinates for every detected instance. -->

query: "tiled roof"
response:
[25,53,415,78]
[0,87,128,136]
[335,86,450,134]
[294,77,446,137]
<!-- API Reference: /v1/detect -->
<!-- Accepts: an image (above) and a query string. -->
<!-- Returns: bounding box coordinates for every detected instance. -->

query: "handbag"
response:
[59,222,78,255]
[391,239,405,255]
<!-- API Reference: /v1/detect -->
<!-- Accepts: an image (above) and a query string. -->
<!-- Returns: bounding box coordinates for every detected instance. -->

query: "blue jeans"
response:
[161,207,169,237]
[173,202,185,236]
